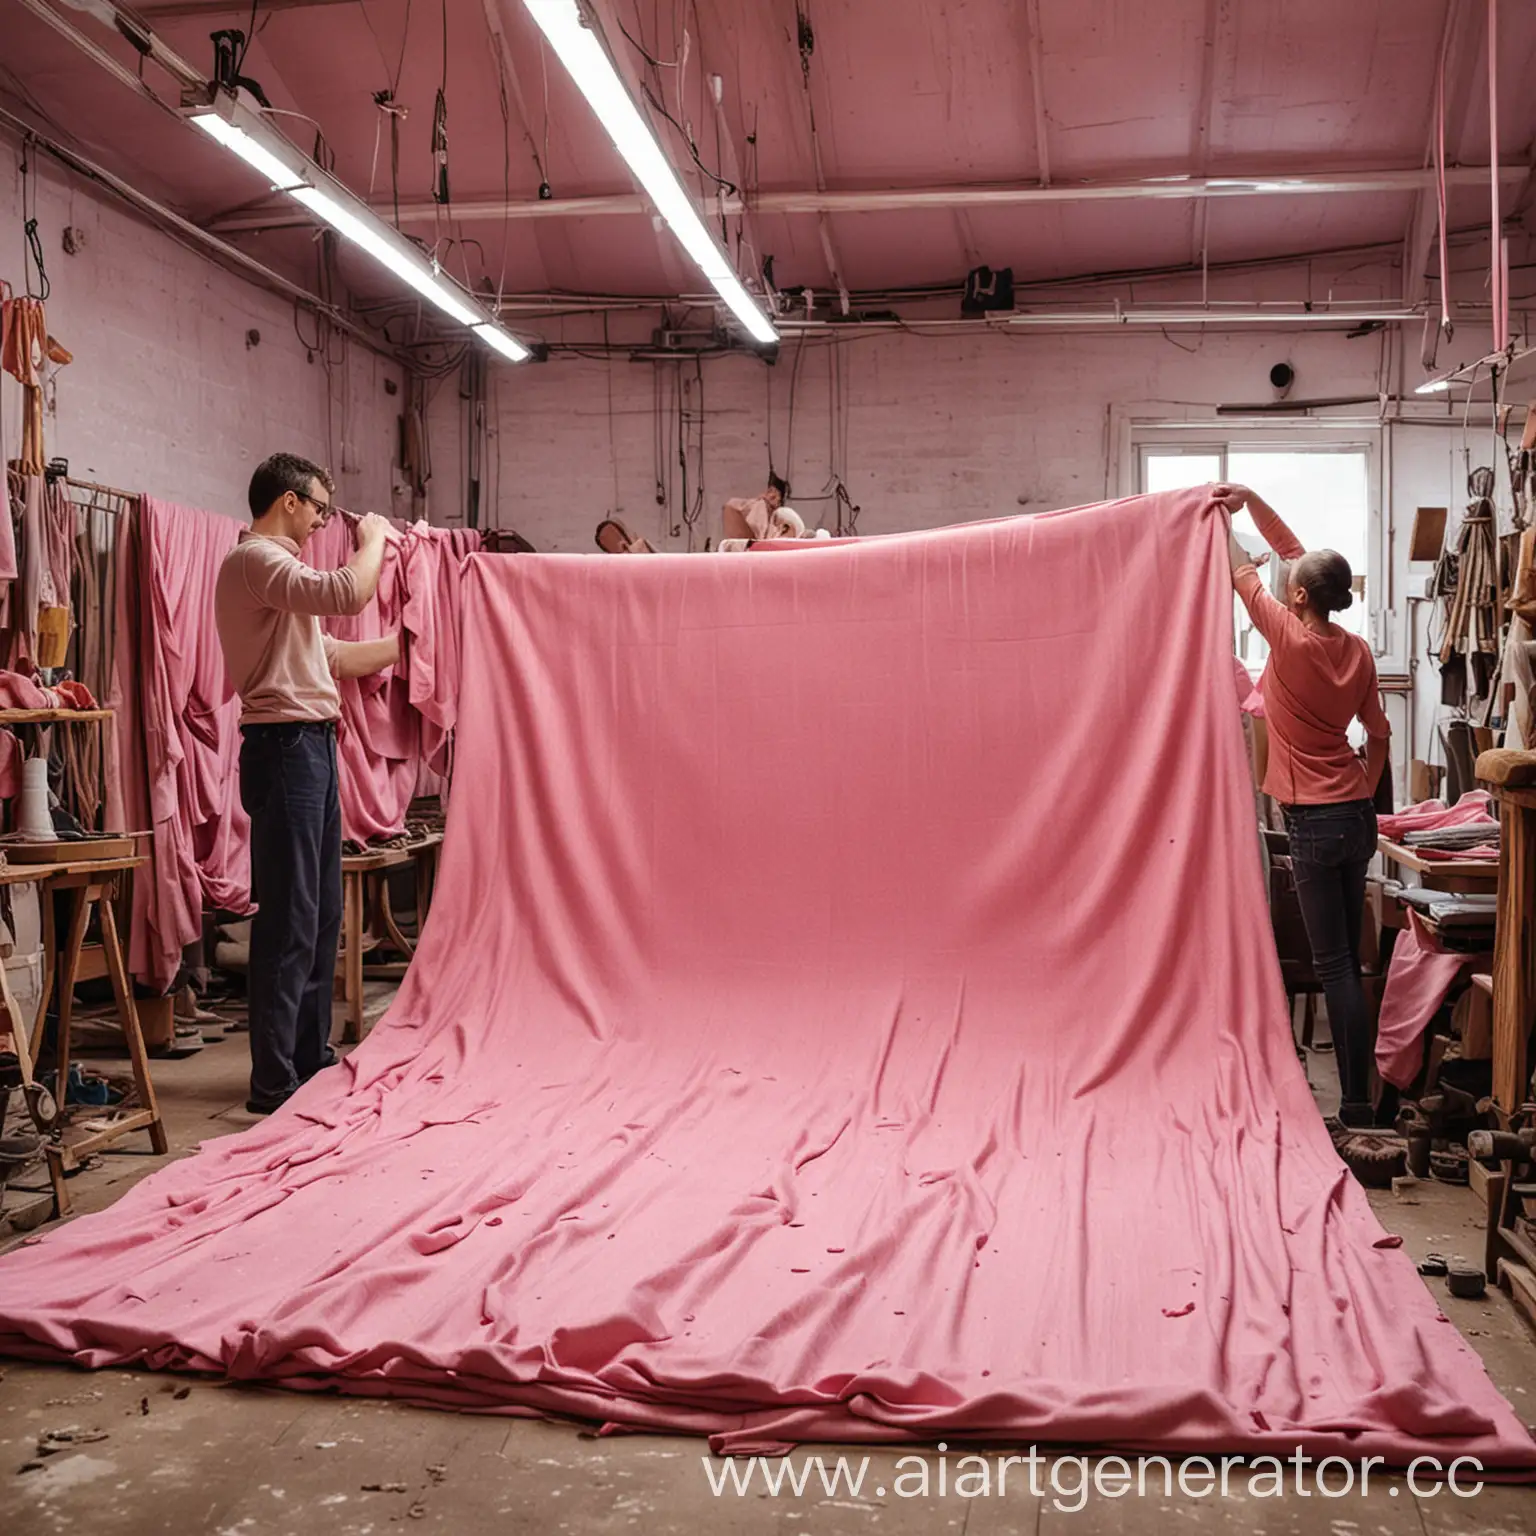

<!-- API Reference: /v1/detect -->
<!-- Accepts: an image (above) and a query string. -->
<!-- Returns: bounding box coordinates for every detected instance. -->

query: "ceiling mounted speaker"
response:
[1269,362,1295,398]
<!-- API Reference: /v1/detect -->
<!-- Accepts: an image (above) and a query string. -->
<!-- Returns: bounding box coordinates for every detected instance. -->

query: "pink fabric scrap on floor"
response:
[129,499,253,991]
[1375,912,1488,1090]
[306,519,482,840]
[1,488,1532,1469]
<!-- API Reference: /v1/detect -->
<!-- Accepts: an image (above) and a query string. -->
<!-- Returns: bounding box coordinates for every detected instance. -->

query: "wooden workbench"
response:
[1480,782,1536,1120]
[337,832,444,1044]
[0,853,165,1215]
[1376,837,1500,895]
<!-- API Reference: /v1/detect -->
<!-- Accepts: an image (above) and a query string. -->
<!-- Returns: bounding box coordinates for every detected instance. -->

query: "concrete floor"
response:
[1,999,1534,1534]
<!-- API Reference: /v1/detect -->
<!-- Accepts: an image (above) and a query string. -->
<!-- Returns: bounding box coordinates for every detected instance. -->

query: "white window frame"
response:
[1114,413,1394,670]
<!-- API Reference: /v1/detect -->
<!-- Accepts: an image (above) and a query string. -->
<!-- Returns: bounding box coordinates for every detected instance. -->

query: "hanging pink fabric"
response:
[1,488,1532,1469]
[1375,912,1488,1090]
[306,519,483,839]
[128,499,252,992]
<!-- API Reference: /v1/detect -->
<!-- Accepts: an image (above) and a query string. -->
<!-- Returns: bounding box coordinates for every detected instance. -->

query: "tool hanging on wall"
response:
[1438,468,1506,719]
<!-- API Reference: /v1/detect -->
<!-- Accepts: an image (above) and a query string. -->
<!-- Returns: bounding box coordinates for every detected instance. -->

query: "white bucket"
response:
[15,757,53,841]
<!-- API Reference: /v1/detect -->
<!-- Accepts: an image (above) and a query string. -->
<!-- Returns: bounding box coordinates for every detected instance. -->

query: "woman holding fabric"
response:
[1219,484,1391,1130]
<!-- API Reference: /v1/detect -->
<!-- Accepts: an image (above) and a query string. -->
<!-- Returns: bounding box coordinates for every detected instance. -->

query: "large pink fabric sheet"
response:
[128,499,252,992]
[1,489,1532,1467]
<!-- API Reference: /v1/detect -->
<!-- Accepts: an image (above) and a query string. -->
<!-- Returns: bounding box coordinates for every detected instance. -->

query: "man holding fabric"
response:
[214,453,397,1114]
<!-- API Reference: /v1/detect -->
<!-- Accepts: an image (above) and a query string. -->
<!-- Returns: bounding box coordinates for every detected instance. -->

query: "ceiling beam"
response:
[204,165,1530,232]
[1022,0,1051,187]
[1188,0,1238,285]
[786,3,851,313]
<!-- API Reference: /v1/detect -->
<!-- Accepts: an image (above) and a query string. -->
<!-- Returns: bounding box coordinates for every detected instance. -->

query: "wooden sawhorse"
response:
[3,856,165,1216]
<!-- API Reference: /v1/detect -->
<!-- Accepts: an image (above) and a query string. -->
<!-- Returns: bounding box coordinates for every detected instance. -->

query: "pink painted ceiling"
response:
[2,0,1533,308]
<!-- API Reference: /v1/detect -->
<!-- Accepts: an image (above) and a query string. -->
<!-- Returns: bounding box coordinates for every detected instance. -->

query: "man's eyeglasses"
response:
[295,491,336,523]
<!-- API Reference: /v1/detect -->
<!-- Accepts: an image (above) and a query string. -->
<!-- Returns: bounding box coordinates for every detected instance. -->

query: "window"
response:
[1139,445,1371,670]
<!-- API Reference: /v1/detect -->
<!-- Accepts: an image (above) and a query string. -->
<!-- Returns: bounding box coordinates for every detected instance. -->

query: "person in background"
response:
[722,474,810,541]
[721,476,833,549]
[214,453,398,1115]
[1219,483,1391,1129]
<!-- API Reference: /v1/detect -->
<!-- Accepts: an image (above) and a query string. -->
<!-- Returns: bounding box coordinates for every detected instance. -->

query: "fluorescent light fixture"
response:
[1415,372,1453,394]
[289,187,482,327]
[185,89,535,362]
[472,323,533,362]
[189,110,308,192]
[523,0,777,347]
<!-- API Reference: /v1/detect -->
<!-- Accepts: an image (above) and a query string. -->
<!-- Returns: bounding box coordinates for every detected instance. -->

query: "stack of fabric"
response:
[1379,791,1499,860]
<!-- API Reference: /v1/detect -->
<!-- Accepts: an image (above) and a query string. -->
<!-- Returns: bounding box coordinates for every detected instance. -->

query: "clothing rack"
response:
[60,476,136,833]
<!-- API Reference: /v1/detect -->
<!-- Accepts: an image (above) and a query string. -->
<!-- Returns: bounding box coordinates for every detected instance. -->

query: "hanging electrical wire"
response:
[20,139,50,300]
[603,314,622,513]
[431,0,451,207]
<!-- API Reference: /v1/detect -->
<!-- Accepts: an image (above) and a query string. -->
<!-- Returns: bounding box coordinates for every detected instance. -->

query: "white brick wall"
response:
[434,323,1394,547]
[0,148,404,521]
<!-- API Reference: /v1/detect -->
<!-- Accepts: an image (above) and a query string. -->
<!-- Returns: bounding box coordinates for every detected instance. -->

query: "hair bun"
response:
[1326,586,1353,613]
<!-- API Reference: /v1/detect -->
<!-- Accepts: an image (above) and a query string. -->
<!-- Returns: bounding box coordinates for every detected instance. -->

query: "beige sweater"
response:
[215,530,366,725]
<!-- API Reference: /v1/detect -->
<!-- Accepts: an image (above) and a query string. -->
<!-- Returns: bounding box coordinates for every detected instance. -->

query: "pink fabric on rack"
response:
[129,499,252,992]
[399,525,480,776]
[0,474,16,587]
[1,489,1532,1470]
[104,505,146,838]
[7,475,47,670]
[1375,912,1487,1090]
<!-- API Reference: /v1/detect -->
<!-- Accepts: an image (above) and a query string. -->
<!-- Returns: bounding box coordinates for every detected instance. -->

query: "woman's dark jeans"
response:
[1282,798,1378,1118]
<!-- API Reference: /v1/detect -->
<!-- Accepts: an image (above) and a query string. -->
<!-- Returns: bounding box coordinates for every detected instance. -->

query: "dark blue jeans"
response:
[240,722,342,1109]
[1283,798,1377,1116]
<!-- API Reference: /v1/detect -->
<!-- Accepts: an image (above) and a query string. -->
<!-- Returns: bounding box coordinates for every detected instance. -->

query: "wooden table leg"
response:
[342,869,364,1044]
[51,887,91,1111]
[0,944,35,1088]
[1493,798,1536,1119]
[28,882,57,1065]
[415,849,432,943]
[377,872,415,958]
[99,883,167,1155]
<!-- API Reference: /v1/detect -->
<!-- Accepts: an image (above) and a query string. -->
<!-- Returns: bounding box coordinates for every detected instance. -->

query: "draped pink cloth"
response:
[1375,912,1488,1090]
[128,499,252,992]
[125,512,480,984]
[2,489,1532,1470]
[306,520,482,840]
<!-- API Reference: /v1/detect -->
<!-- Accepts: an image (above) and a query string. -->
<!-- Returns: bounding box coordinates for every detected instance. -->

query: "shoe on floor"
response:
[243,1094,292,1116]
